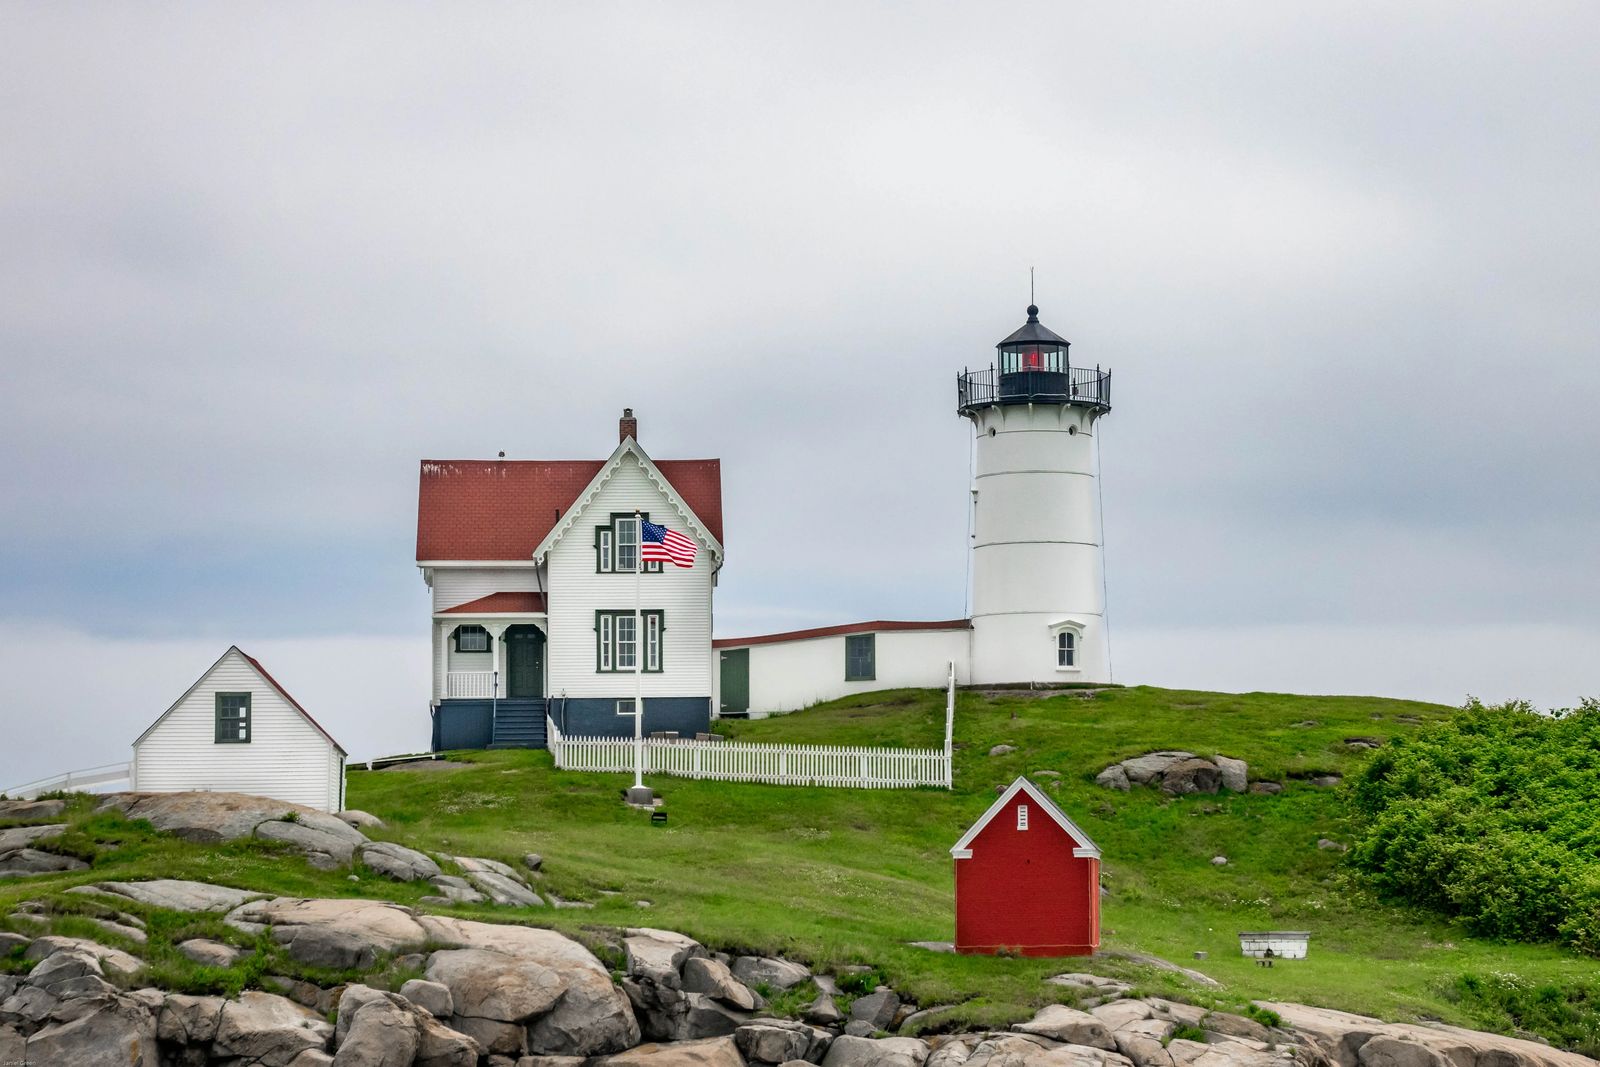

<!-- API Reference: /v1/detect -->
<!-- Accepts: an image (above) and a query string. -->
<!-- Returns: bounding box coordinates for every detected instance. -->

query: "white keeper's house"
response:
[417,301,1113,748]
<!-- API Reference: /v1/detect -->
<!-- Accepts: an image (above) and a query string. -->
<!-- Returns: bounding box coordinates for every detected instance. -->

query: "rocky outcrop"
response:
[682,957,759,1011]
[97,878,269,912]
[0,822,86,879]
[253,814,368,870]
[1013,1005,1117,1049]
[1260,1001,1593,1067]
[450,855,545,906]
[596,1034,746,1066]
[357,841,442,883]
[824,1034,930,1066]
[94,791,380,871]
[7,872,1588,1067]
[0,799,67,820]
[178,938,245,967]
[0,848,89,877]
[0,824,69,851]
[730,955,813,991]
[98,792,330,842]
[1096,752,1251,794]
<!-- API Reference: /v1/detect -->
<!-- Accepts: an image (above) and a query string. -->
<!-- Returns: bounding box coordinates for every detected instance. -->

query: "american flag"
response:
[641,519,697,568]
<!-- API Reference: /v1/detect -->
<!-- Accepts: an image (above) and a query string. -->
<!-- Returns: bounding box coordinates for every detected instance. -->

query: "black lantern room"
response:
[997,304,1070,399]
[956,303,1111,416]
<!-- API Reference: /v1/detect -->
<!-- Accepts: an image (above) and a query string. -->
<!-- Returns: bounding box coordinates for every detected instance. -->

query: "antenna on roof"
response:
[1030,266,1035,306]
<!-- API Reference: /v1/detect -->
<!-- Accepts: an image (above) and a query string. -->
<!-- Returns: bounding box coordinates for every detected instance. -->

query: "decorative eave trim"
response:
[529,438,725,564]
[949,776,1102,860]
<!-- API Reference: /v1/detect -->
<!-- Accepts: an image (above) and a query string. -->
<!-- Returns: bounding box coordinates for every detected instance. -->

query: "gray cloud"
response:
[0,5,1595,706]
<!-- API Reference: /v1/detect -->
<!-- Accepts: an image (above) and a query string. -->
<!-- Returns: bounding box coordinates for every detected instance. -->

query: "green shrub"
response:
[1168,1024,1209,1045]
[1451,972,1600,1057]
[834,969,883,996]
[1244,1004,1282,1028]
[1347,697,1600,952]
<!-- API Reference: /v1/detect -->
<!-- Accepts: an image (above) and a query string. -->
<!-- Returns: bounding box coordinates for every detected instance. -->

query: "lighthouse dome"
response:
[997,304,1070,349]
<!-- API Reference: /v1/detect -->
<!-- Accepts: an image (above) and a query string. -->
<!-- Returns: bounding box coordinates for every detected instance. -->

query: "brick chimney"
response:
[619,407,638,443]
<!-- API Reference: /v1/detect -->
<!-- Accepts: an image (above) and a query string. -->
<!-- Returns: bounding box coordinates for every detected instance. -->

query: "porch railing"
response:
[446,671,496,699]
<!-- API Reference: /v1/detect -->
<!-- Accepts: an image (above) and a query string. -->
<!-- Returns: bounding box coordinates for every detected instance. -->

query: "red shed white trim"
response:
[950,776,1101,859]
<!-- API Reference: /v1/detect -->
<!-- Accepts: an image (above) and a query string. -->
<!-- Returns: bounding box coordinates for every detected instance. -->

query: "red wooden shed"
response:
[950,776,1102,957]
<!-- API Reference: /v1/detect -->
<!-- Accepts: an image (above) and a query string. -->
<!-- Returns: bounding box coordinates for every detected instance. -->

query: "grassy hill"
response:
[4,684,1596,1047]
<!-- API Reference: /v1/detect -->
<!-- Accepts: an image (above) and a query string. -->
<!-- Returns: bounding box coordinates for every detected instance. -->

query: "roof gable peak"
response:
[949,775,1100,859]
[529,438,724,563]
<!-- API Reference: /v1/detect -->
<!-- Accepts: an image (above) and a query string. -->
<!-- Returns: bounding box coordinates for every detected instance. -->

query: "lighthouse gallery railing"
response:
[956,365,1112,413]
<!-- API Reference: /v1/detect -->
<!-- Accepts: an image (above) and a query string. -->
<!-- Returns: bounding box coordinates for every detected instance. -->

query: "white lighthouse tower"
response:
[958,304,1113,685]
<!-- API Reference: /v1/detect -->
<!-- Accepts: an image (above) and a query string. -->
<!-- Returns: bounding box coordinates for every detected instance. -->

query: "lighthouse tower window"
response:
[1057,630,1076,668]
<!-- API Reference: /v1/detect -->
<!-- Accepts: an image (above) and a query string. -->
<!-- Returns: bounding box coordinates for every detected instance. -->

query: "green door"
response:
[719,648,749,716]
[506,626,545,698]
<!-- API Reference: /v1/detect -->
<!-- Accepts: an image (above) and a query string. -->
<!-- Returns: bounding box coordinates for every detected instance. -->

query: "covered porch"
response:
[433,592,548,702]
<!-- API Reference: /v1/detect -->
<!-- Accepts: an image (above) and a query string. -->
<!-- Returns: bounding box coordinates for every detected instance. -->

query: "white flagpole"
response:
[633,509,644,792]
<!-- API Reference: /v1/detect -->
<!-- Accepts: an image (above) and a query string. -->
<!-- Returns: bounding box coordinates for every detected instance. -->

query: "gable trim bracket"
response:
[529,437,725,566]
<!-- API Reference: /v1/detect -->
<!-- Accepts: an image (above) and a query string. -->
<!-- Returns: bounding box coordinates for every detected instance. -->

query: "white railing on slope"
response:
[944,659,956,789]
[4,761,132,800]
[547,717,949,789]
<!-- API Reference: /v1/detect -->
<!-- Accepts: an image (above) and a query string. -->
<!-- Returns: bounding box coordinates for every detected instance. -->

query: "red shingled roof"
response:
[712,619,971,649]
[439,592,548,615]
[416,457,723,561]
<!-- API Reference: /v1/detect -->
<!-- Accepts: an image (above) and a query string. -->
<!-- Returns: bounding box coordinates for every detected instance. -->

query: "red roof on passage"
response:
[416,458,723,562]
[712,619,971,649]
[439,592,548,615]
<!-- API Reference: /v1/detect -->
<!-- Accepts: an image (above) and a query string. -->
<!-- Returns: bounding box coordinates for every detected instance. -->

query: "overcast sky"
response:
[2,4,1597,785]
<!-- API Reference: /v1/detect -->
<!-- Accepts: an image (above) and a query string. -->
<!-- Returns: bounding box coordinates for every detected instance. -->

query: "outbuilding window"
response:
[1017,804,1029,830]
[597,610,665,672]
[845,633,876,681]
[215,692,251,744]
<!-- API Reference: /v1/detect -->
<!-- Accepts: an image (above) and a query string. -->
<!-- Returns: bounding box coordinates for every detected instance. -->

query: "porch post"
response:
[485,622,510,698]
[436,621,450,701]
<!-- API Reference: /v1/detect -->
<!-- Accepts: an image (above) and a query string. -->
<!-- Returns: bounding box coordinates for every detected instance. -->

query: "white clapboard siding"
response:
[717,627,972,715]
[132,649,343,812]
[548,717,950,789]
[546,454,714,699]
[432,566,545,612]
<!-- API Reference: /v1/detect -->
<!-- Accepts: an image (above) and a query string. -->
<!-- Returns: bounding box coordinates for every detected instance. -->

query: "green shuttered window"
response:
[597,514,662,573]
[597,610,664,672]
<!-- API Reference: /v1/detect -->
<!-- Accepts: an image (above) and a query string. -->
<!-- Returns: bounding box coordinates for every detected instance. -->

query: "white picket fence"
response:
[547,662,957,790]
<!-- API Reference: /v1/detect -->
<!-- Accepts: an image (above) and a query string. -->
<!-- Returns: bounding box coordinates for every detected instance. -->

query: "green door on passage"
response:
[719,648,749,715]
[506,626,545,698]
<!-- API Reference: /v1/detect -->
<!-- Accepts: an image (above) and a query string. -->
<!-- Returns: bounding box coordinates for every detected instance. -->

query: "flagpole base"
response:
[626,785,656,806]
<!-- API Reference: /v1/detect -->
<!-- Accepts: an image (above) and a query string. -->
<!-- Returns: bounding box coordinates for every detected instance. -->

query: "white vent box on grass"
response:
[1238,931,1310,959]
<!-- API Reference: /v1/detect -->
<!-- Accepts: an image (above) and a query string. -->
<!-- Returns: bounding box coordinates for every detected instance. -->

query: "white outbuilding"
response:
[131,646,347,812]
